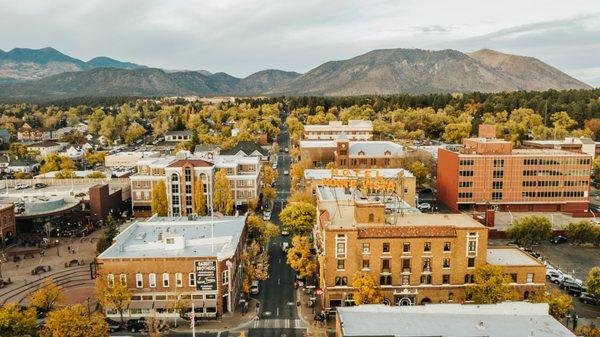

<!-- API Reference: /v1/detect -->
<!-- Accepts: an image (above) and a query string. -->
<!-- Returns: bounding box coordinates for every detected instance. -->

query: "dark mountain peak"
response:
[85,56,144,70]
[197,69,212,76]
[1,47,84,65]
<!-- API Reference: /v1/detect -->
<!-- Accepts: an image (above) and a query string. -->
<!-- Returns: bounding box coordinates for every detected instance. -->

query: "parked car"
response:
[550,235,568,244]
[105,318,121,332]
[561,279,584,295]
[417,203,431,211]
[283,170,289,175]
[282,242,290,252]
[15,183,30,190]
[34,183,47,189]
[126,318,146,333]
[547,269,563,284]
[560,275,583,287]
[250,281,260,295]
[579,292,600,305]
[281,230,289,236]
[263,211,271,221]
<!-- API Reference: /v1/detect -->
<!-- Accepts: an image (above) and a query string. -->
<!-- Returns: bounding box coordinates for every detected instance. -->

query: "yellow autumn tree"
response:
[151,180,168,216]
[213,169,234,215]
[467,264,516,304]
[286,235,316,279]
[352,272,384,305]
[95,276,132,324]
[241,241,269,294]
[41,304,108,337]
[30,279,65,314]
[193,179,207,215]
[0,303,38,337]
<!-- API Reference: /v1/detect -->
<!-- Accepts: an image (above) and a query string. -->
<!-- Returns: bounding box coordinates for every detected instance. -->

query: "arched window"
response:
[171,173,179,181]
[368,213,374,222]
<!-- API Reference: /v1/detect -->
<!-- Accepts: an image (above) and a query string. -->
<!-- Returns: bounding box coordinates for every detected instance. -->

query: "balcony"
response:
[422,267,432,274]
[380,268,391,275]
[402,268,411,274]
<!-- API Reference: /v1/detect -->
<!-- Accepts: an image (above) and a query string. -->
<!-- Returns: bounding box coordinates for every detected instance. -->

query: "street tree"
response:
[0,303,38,337]
[95,276,132,324]
[261,165,278,186]
[288,189,316,205]
[261,185,276,205]
[586,267,600,298]
[247,215,279,246]
[506,215,552,247]
[214,169,234,215]
[290,159,313,187]
[408,161,428,187]
[279,202,316,236]
[145,314,169,337]
[352,272,384,305]
[564,221,600,246]
[531,289,572,320]
[41,304,108,337]
[151,180,168,216]
[193,180,207,215]
[124,123,147,144]
[467,265,515,304]
[241,241,269,294]
[286,235,316,279]
[30,279,66,314]
[96,214,119,253]
[576,326,600,337]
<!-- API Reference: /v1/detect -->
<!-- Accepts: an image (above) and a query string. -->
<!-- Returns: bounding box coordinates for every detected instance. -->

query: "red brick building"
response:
[437,125,592,213]
[0,203,16,246]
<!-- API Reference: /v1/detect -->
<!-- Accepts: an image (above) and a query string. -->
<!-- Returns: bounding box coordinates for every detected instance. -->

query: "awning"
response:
[153,300,170,309]
[128,301,154,309]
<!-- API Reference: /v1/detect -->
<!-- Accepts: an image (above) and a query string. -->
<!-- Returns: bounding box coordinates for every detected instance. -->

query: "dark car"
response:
[560,279,584,295]
[105,318,121,332]
[579,292,600,305]
[34,183,47,189]
[550,236,567,244]
[126,317,146,332]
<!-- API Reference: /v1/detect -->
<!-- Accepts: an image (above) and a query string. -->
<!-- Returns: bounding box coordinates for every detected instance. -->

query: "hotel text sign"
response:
[318,168,398,191]
[195,260,217,291]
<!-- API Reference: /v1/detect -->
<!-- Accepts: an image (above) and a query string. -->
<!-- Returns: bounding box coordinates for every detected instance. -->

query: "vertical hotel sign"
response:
[195,260,217,291]
[318,168,398,191]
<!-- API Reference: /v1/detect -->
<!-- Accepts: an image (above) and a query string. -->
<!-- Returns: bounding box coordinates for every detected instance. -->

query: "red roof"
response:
[167,159,213,168]
[357,226,457,238]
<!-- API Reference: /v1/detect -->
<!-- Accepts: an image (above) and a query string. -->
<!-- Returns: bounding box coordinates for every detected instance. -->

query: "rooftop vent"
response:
[135,232,146,240]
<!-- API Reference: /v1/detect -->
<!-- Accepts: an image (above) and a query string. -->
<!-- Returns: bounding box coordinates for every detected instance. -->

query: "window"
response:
[492,170,504,178]
[336,234,346,259]
[381,259,390,273]
[492,181,503,189]
[464,274,474,283]
[510,273,517,283]
[424,242,431,252]
[493,159,504,168]
[362,259,370,270]
[467,233,478,255]
[458,181,473,187]
[136,273,143,288]
[166,238,175,244]
[443,242,451,252]
[459,159,474,166]
[526,273,534,283]
[459,170,473,177]
[380,275,392,285]
[458,192,473,198]
[422,258,431,272]
[420,275,432,284]
[119,274,127,285]
[467,257,475,268]
[335,276,348,286]
[491,192,503,200]
[402,274,410,285]
[162,273,170,287]
[368,213,374,222]
[337,259,345,270]
[189,273,196,287]
[222,270,229,285]
[107,274,115,288]
[443,258,450,269]
[403,242,410,253]
[442,274,450,284]
[362,243,370,254]
[176,273,183,287]
[382,242,390,253]
[149,273,156,288]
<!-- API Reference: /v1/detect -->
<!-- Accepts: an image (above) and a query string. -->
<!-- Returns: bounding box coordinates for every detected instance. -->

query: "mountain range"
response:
[0,47,591,100]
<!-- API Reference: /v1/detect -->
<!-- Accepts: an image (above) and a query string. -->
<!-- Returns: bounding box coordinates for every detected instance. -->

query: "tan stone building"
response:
[314,188,545,308]
[96,215,247,319]
[303,120,373,141]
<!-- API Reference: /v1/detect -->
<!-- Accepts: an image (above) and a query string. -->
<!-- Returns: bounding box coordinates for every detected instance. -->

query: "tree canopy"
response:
[151,180,168,216]
[506,215,552,247]
[286,235,316,279]
[279,202,316,235]
[467,264,515,304]
[352,272,384,305]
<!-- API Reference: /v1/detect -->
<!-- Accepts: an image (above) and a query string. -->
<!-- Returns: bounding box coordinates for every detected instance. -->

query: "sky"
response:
[1,0,600,86]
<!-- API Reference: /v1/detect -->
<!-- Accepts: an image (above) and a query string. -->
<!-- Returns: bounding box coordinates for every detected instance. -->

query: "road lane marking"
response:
[278,278,280,285]
[277,307,280,316]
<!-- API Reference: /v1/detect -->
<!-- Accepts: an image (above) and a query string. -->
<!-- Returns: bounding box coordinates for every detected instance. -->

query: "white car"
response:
[282,242,290,252]
[262,211,271,221]
[15,183,30,190]
[283,170,289,175]
[281,230,289,236]
[250,281,260,295]
[547,269,563,284]
[417,203,431,210]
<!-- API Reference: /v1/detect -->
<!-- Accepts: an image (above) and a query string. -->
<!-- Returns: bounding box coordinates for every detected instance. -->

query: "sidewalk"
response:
[169,299,259,333]
[297,287,335,337]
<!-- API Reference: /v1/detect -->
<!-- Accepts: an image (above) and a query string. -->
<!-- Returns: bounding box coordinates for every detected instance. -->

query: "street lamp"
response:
[55,239,60,257]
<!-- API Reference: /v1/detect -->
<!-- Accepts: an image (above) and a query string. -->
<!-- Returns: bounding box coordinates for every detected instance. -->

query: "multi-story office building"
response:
[523,137,600,158]
[300,134,405,168]
[96,215,247,319]
[437,125,592,213]
[303,120,373,141]
[314,186,545,308]
[130,153,260,217]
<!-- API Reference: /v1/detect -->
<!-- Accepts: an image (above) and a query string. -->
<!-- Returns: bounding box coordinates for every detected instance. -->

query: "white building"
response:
[105,151,161,168]
[303,120,373,141]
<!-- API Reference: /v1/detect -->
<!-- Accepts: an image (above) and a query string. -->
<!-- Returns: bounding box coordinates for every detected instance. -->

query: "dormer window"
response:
[358,150,365,156]
[384,150,391,156]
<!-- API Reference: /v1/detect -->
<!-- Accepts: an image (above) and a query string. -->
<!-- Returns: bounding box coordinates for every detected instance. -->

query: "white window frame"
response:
[335,234,347,259]
[107,274,115,288]
[163,273,170,287]
[149,273,156,288]
[176,273,183,288]
[526,273,534,283]
[222,270,230,285]
[466,233,479,257]
[136,273,143,288]
[119,274,127,286]
[189,273,196,287]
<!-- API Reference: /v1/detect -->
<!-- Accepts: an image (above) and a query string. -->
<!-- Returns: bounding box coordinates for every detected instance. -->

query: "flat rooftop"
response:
[337,303,575,337]
[305,168,413,180]
[487,248,543,266]
[97,215,247,260]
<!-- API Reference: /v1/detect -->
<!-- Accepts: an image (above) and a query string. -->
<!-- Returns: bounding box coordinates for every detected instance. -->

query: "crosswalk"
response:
[252,318,304,329]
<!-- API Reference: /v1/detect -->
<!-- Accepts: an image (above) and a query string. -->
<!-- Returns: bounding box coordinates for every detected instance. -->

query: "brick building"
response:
[96,215,247,319]
[0,203,16,246]
[437,125,592,213]
[315,187,545,308]
[523,137,600,158]
[130,153,260,217]
[303,120,373,141]
[300,134,405,168]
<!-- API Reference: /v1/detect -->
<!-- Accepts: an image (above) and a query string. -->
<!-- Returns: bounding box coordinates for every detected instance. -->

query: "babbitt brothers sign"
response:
[318,168,398,191]
[195,260,217,291]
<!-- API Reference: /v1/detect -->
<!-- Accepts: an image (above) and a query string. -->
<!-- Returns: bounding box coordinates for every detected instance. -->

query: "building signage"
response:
[318,168,399,191]
[195,260,217,291]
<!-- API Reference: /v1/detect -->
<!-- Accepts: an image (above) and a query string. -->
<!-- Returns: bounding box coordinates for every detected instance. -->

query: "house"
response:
[17,123,55,141]
[0,129,11,149]
[7,159,40,174]
[165,130,193,142]
[60,146,85,160]
[27,141,64,158]
[220,141,270,162]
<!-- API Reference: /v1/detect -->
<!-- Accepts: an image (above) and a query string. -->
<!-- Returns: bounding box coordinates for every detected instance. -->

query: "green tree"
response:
[586,267,600,298]
[531,289,572,320]
[30,279,66,314]
[563,221,600,246]
[96,214,119,253]
[193,180,207,216]
[151,181,168,216]
[0,303,38,337]
[279,202,316,235]
[352,272,384,305]
[286,235,316,279]
[41,304,108,337]
[467,265,515,304]
[506,215,552,247]
[213,169,234,215]
[408,161,428,187]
